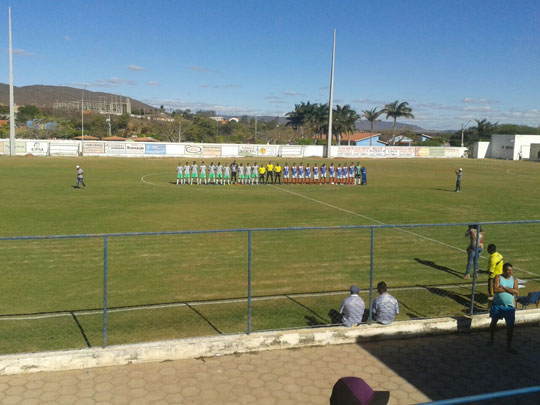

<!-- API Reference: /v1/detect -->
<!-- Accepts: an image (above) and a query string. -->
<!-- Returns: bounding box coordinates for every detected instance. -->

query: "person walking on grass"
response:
[455,168,462,192]
[75,165,86,188]
[489,263,518,354]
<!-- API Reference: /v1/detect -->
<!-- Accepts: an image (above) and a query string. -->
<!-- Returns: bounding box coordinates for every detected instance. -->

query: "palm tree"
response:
[382,100,415,145]
[362,107,382,146]
[333,104,359,145]
[473,119,498,140]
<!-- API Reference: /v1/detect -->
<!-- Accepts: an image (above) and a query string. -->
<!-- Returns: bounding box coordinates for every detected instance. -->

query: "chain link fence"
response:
[1,221,539,355]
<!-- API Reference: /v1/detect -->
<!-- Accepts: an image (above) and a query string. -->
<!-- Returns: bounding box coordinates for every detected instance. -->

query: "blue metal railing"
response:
[1,220,539,347]
[419,385,540,404]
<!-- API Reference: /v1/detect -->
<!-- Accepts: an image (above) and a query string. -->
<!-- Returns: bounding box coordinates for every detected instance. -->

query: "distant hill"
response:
[354,120,425,132]
[0,84,154,112]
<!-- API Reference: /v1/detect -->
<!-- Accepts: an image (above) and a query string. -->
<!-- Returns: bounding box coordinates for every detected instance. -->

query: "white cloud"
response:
[147,81,160,86]
[107,77,136,85]
[351,98,387,106]
[200,84,209,88]
[13,48,34,57]
[464,106,492,112]
[64,35,72,41]
[143,98,261,115]
[283,91,299,96]
[462,97,499,105]
[214,84,241,89]
[189,65,214,73]
[128,65,145,71]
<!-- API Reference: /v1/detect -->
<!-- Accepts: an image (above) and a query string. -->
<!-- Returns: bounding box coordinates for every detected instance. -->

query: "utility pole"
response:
[255,114,257,138]
[8,7,15,156]
[81,85,87,141]
[326,29,336,158]
[461,120,472,147]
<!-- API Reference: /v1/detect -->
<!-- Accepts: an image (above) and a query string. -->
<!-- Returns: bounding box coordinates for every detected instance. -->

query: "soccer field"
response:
[1,156,539,353]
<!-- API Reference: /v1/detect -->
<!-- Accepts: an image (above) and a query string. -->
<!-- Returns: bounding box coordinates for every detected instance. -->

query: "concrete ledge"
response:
[1,309,539,376]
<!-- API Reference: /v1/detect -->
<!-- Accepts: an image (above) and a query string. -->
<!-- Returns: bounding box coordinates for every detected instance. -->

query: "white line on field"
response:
[1,281,506,321]
[268,185,540,277]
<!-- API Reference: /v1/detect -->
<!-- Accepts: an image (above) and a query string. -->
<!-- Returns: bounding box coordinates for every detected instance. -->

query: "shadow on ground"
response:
[357,325,540,404]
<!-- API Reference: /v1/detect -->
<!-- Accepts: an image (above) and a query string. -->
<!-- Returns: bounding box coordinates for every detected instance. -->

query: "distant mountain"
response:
[354,120,425,132]
[0,84,154,111]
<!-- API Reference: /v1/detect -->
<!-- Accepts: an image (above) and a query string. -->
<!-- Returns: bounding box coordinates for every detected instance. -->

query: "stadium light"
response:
[106,115,112,137]
[81,85,87,142]
[461,120,472,147]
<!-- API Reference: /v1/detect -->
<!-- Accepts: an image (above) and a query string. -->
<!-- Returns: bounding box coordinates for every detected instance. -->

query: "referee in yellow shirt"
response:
[274,163,282,184]
[265,161,274,184]
[258,165,266,184]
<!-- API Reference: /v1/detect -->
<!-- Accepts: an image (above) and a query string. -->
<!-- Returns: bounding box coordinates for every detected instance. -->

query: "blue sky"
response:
[1,0,539,130]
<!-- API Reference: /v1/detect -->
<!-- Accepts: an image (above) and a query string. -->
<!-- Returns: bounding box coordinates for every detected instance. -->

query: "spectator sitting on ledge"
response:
[339,285,365,327]
[372,281,399,325]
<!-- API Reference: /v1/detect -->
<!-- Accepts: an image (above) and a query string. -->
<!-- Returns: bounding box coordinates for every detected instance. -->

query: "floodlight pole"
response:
[8,7,15,156]
[326,29,336,158]
[461,120,472,147]
[178,121,181,143]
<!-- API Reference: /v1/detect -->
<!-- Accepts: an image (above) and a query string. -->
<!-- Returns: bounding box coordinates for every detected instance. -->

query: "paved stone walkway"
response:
[1,325,539,404]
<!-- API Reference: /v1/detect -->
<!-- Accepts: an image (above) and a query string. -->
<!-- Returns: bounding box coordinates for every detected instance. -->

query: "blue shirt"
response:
[493,276,515,307]
[329,166,335,175]
[340,294,365,327]
[305,167,311,176]
[372,293,399,325]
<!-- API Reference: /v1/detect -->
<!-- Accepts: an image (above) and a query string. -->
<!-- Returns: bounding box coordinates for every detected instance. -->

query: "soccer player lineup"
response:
[175,160,368,185]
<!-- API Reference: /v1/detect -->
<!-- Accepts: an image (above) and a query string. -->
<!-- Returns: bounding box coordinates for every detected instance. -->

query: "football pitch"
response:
[1,156,539,354]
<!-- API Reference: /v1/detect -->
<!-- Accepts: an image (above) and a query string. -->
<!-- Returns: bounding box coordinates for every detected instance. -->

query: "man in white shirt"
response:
[339,286,365,327]
[372,281,399,325]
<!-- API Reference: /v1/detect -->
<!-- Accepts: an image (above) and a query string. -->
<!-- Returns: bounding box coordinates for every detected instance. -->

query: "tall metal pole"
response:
[81,86,86,140]
[247,231,252,334]
[326,29,336,158]
[461,120,471,148]
[254,114,257,138]
[103,236,108,347]
[8,7,15,156]
[368,227,375,324]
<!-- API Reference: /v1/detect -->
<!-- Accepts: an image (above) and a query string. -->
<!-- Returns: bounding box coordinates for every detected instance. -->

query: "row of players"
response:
[175,161,368,185]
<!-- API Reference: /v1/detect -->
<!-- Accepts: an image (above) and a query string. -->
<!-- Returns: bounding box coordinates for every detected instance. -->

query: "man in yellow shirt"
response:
[265,161,274,184]
[258,166,266,184]
[274,163,282,184]
[487,244,504,297]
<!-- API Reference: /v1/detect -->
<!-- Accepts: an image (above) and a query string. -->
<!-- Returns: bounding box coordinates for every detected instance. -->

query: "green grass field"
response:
[0,156,539,354]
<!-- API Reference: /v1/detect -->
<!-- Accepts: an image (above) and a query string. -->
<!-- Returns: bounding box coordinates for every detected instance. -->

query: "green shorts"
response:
[200,174,206,179]
[246,174,251,179]
[217,174,223,179]
[224,174,229,179]
[191,173,197,178]
[184,174,190,179]
[239,174,244,179]
[209,174,215,179]
[177,174,182,179]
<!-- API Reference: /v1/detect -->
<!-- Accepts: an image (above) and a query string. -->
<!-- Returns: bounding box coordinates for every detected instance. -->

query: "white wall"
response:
[0,139,467,160]
[472,142,490,159]
[489,134,540,160]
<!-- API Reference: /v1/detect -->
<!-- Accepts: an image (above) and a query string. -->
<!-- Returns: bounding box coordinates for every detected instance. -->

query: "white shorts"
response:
[292,173,298,178]
[313,174,319,180]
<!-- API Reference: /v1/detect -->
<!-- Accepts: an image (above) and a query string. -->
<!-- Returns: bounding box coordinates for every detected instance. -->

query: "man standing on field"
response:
[455,168,462,192]
[75,165,86,188]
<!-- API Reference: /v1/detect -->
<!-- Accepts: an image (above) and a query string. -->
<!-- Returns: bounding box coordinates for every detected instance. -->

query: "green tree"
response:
[333,104,359,145]
[382,100,415,145]
[362,108,382,145]
[16,105,41,125]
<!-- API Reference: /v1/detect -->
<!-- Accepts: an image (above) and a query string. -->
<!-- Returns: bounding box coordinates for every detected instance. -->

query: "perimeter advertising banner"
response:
[165,144,185,156]
[126,143,145,155]
[105,142,126,154]
[257,145,279,157]
[280,145,304,157]
[184,144,203,156]
[238,145,257,157]
[145,144,166,155]
[50,142,79,156]
[83,142,105,154]
[0,141,4,154]
[202,145,222,157]
[26,141,49,156]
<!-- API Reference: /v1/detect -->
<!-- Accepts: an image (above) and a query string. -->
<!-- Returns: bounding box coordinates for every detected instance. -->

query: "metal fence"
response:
[1,220,539,355]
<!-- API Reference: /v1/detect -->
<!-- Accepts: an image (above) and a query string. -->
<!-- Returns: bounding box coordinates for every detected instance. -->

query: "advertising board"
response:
[145,144,166,155]
[50,142,79,156]
[280,145,304,157]
[202,145,222,157]
[238,145,257,157]
[184,144,203,156]
[83,142,105,154]
[257,145,279,157]
[105,142,126,154]
[125,143,145,155]
[26,141,49,156]
[221,145,239,157]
